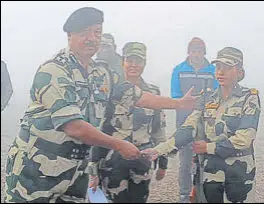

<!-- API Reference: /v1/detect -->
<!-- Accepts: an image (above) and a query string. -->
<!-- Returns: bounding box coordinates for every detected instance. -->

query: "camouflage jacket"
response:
[96,51,125,83]
[132,79,168,169]
[155,84,261,182]
[132,79,167,147]
[15,47,142,160]
[91,78,168,169]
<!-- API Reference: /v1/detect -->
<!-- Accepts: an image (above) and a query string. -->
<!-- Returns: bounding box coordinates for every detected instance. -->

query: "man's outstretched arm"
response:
[136,86,197,110]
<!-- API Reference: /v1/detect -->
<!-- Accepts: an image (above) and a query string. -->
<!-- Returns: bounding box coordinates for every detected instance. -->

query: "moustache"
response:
[84,42,97,47]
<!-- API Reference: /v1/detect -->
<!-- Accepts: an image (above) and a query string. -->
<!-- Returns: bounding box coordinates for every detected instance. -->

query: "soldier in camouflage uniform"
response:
[4,7,141,203]
[4,7,198,203]
[89,42,169,203]
[143,47,261,203]
[95,33,125,82]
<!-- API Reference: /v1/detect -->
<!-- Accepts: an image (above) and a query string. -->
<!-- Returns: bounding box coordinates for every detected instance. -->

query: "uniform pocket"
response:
[28,147,77,177]
[223,107,242,133]
[9,147,74,197]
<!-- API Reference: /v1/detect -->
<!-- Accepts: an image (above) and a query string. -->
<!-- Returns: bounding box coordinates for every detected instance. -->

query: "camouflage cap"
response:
[211,47,243,67]
[101,33,115,47]
[122,42,146,60]
[212,47,245,81]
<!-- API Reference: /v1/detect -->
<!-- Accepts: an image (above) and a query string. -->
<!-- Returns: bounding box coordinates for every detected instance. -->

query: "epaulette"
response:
[41,52,67,67]
[147,83,160,95]
[53,51,70,66]
[95,59,109,67]
[250,88,259,95]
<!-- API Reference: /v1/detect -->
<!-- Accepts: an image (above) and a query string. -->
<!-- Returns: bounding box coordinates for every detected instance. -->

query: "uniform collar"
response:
[67,47,94,67]
[138,77,150,90]
[66,46,95,77]
[231,84,244,97]
[217,83,243,102]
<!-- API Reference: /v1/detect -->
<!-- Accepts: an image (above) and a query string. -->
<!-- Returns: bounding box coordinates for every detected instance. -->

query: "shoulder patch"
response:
[53,52,70,66]
[42,51,69,68]
[206,103,219,109]
[250,88,259,95]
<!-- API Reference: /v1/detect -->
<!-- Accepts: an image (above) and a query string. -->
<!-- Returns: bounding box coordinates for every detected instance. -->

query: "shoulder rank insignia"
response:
[250,88,258,95]
[99,86,109,93]
[206,103,219,109]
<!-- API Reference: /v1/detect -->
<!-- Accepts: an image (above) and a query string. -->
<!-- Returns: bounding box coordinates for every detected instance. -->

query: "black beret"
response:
[63,7,104,33]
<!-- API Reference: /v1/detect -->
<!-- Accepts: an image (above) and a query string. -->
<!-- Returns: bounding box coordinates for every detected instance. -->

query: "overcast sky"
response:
[1,1,264,135]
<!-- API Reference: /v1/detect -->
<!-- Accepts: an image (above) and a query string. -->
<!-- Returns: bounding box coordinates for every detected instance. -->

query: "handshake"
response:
[88,148,165,193]
[118,138,208,161]
[139,140,208,160]
[140,149,159,162]
[115,140,159,161]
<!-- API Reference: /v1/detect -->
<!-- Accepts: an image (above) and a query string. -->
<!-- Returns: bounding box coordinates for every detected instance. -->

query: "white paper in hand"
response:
[87,187,108,203]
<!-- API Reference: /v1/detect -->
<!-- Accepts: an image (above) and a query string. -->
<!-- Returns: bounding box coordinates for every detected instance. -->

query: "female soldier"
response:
[143,47,261,203]
[89,42,169,203]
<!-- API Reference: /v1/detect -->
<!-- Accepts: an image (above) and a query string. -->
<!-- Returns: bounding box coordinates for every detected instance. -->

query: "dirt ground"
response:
[1,115,264,203]
[147,138,264,203]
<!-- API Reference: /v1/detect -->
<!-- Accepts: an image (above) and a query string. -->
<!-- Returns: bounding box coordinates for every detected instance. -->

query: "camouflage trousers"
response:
[203,181,256,203]
[4,139,90,203]
[99,150,153,203]
[203,154,256,203]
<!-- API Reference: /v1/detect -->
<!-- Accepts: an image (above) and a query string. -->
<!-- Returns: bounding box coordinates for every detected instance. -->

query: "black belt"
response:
[34,138,90,160]
[194,148,253,162]
[18,127,90,160]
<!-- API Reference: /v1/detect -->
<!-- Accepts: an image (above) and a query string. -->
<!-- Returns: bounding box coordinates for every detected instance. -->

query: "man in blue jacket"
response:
[171,37,218,203]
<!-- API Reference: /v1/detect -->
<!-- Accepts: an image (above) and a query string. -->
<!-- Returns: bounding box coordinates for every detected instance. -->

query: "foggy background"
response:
[1,1,264,137]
